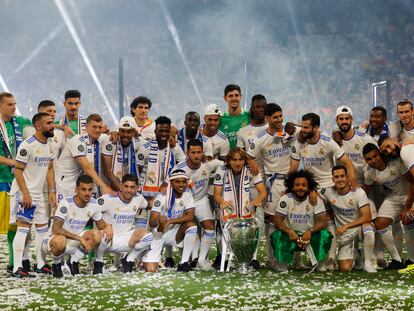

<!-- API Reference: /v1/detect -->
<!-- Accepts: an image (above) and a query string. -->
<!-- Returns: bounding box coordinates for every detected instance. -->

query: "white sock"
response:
[199,230,214,261]
[165,245,173,258]
[126,233,154,262]
[392,220,404,257]
[362,225,375,265]
[377,226,401,262]
[181,226,198,264]
[375,237,385,262]
[327,221,337,260]
[191,236,200,261]
[22,229,32,261]
[71,248,86,263]
[35,225,48,269]
[404,223,414,262]
[13,227,30,272]
[95,238,111,263]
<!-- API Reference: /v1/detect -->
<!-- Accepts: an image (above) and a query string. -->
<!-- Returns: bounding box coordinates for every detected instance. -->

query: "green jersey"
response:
[55,115,87,138]
[219,110,250,149]
[0,116,32,183]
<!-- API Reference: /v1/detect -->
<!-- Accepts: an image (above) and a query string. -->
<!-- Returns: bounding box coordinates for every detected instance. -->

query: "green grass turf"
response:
[0,237,413,310]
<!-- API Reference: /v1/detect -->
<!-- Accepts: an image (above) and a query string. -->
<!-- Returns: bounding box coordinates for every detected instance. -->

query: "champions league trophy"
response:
[225,217,260,273]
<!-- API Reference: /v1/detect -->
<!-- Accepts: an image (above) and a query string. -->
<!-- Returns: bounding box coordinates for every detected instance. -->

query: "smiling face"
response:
[120,180,138,201]
[363,148,385,170]
[171,178,188,195]
[266,111,283,131]
[336,114,353,133]
[332,168,348,191]
[397,103,413,126]
[293,177,309,200]
[224,89,242,110]
[300,120,318,140]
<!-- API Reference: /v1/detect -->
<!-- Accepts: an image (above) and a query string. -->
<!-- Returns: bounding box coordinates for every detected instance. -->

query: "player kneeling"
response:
[143,170,197,273]
[42,175,113,278]
[320,165,376,273]
[271,170,332,271]
[94,174,152,274]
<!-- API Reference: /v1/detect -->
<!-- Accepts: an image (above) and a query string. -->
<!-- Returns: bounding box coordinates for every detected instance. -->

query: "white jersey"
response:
[10,136,54,201]
[136,119,156,142]
[364,158,409,197]
[172,159,223,202]
[97,193,148,234]
[321,187,369,230]
[55,133,106,193]
[247,128,295,175]
[203,130,230,159]
[275,193,325,234]
[291,133,345,187]
[54,196,103,235]
[341,130,377,184]
[24,127,65,159]
[401,144,414,171]
[152,192,195,229]
[237,123,268,150]
[389,120,414,141]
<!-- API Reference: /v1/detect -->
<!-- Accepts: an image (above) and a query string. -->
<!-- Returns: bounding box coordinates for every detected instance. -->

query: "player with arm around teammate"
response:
[93,174,153,274]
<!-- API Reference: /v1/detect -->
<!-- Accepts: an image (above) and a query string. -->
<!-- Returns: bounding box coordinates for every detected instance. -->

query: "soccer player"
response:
[177,111,213,157]
[102,116,140,192]
[94,174,152,274]
[360,106,389,142]
[130,96,155,142]
[143,170,198,272]
[236,94,268,151]
[202,104,230,160]
[362,143,414,269]
[379,137,414,177]
[219,84,250,149]
[173,139,223,269]
[43,175,113,277]
[0,92,32,272]
[137,116,185,198]
[320,165,376,273]
[272,170,330,271]
[55,114,111,201]
[58,90,87,138]
[246,103,297,269]
[389,99,414,140]
[9,112,55,277]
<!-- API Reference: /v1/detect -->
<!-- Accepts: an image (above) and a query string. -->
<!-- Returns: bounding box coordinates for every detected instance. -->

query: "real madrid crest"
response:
[354,143,360,150]
[319,148,325,155]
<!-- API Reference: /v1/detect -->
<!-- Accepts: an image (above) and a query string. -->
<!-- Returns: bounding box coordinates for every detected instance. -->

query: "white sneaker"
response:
[197,259,213,271]
[363,262,377,273]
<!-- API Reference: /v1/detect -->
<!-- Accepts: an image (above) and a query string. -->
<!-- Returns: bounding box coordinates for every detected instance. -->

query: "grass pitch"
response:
[0,237,413,310]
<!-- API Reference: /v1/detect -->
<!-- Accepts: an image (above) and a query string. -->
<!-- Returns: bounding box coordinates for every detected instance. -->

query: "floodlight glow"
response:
[54,0,118,124]
[159,0,203,106]
[0,73,21,115]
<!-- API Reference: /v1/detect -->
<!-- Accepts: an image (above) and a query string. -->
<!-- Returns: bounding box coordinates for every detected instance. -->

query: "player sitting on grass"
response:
[271,170,332,271]
[320,165,376,273]
[143,170,198,272]
[42,175,113,278]
[94,174,153,274]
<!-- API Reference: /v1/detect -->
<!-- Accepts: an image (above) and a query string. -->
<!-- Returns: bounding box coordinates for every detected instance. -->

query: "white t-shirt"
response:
[97,193,148,234]
[247,128,295,175]
[364,158,409,197]
[151,192,195,229]
[172,159,223,202]
[10,136,54,201]
[55,133,106,193]
[341,130,377,185]
[136,119,156,142]
[321,187,369,230]
[276,193,325,234]
[203,130,230,159]
[389,120,414,141]
[237,123,268,150]
[401,144,414,172]
[291,133,345,187]
[53,196,103,235]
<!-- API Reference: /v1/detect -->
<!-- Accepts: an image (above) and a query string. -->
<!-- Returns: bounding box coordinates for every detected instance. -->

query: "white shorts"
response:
[337,227,362,260]
[107,230,134,253]
[142,227,179,263]
[194,198,214,222]
[377,195,405,220]
[42,230,87,257]
[264,178,285,216]
[10,192,49,225]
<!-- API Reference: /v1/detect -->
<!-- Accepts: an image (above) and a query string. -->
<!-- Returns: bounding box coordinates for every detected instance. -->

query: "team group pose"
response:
[0,85,414,278]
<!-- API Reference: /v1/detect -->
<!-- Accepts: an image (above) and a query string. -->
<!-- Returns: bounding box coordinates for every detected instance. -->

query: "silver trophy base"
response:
[237,262,250,274]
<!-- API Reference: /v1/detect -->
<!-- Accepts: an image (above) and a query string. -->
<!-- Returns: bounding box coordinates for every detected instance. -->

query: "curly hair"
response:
[225,148,247,169]
[284,170,318,194]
